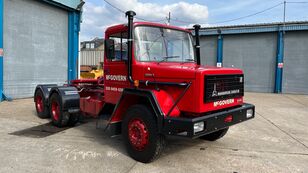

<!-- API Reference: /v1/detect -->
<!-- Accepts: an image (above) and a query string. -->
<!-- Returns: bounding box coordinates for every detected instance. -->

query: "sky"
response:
[80,0,308,41]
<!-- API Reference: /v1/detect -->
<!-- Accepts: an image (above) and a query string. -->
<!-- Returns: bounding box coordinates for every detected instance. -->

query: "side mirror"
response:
[105,39,115,59]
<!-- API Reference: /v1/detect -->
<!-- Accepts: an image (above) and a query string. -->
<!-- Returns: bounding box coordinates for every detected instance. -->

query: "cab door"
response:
[104,32,130,104]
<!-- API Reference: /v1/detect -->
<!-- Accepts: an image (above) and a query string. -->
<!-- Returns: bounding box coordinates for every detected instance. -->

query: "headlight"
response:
[246,109,253,118]
[194,122,204,134]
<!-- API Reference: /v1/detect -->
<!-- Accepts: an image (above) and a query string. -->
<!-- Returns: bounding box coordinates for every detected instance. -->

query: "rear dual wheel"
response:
[35,89,50,118]
[122,104,165,163]
[49,93,79,127]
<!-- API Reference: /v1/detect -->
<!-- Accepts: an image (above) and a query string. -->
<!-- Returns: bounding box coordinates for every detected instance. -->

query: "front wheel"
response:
[199,128,229,141]
[122,104,165,163]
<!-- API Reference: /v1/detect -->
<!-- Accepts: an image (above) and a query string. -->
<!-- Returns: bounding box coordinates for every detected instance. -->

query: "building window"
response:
[91,43,95,49]
[86,43,90,49]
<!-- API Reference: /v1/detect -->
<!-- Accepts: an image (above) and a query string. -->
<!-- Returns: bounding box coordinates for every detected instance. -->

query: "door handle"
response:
[144,73,154,77]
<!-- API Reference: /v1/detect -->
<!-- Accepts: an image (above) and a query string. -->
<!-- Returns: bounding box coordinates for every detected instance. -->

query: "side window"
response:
[109,32,128,61]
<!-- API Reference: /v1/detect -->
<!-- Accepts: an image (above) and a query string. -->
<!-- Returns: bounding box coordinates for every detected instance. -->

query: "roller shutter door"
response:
[223,33,277,92]
[3,0,68,98]
[283,31,308,94]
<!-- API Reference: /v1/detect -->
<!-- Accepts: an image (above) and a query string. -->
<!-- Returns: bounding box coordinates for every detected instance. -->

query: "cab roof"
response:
[105,22,192,34]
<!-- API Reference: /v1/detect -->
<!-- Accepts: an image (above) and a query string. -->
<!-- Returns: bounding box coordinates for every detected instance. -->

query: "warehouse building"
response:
[0,0,83,101]
[80,37,104,67]
[195,21,308,94]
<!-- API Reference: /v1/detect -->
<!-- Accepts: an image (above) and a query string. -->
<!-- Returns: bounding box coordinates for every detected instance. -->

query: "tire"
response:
[67,113,80,126]
[122,104,165,163]
[34,89,50,118]
[49,93,69,127]
[199,128,229,141]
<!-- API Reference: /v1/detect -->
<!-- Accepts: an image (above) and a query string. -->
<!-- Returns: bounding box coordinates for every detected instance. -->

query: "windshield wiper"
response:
[158,56,180,63]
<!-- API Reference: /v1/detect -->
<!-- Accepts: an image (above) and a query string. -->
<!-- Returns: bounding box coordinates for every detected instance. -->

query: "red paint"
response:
[103,25,130,104]
[105,22,191,35]
[128,118,149,151]
[80,97,104,117]
[134,63,243,114]
[152,90,180,117]
[198,97,243,114]
[134,22,192,33]
[51,101,60,121]
[111,95,140,122]
[224,115,233,123]
[71,79,98,84]
[103,61,129,104]
[35,95,43,113]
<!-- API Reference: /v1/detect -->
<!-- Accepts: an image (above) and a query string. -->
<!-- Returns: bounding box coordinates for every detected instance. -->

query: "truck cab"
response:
[100,12,254,162]
[104,19,250,117]
[34,11,254,163]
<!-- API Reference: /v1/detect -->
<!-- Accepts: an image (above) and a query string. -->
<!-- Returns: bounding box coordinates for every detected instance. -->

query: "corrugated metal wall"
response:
[282,31,308,94]
[3,0,68,98]
[198,22,308,94]
[200,36,217,66]
[223,33,277,92]
[80,50,104,66]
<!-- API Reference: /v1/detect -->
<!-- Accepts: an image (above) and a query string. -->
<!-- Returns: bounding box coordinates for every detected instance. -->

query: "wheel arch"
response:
[34,84,57,104]
[111,88,164,132]
[48,86,80,112]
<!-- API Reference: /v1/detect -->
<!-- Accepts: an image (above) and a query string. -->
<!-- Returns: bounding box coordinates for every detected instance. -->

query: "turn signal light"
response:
[134,80,139,87]
[224,115,233,123]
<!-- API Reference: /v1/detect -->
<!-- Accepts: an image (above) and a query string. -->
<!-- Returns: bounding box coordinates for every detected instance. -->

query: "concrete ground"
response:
[0,93,307,173]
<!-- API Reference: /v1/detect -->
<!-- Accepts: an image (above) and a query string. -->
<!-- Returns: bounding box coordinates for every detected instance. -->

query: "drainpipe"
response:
[274,30,284,93]
[0,0,4,101]
[217,30,223,68]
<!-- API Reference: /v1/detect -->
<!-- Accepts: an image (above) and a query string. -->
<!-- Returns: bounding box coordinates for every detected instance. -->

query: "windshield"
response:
[134,26,195,63]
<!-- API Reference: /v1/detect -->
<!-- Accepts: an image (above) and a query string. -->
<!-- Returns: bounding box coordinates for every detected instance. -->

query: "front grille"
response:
[204,74,244,103]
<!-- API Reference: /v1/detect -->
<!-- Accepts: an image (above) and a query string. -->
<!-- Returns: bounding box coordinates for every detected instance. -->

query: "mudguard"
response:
[110,88,181,133]
[34,84,57,104]
[49,86,80,113]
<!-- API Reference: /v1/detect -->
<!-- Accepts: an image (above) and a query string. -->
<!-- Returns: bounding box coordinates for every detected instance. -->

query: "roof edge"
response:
[189,21,308,35]
[41,0,83,11]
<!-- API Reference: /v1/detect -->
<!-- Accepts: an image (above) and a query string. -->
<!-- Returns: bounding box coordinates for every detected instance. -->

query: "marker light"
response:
[194,122,204,134]
[134,80,139,87]
[224,115,233,123]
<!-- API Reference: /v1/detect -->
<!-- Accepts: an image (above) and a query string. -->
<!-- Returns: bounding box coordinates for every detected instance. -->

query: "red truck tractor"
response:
[34,11,255,163]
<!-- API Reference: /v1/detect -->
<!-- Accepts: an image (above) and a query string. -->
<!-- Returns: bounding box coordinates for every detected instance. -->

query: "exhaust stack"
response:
[125,11,136,83]
[193,24,201,65]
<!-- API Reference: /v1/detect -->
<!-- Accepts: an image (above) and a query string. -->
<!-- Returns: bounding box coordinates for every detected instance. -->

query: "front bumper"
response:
[163,103,255,138]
